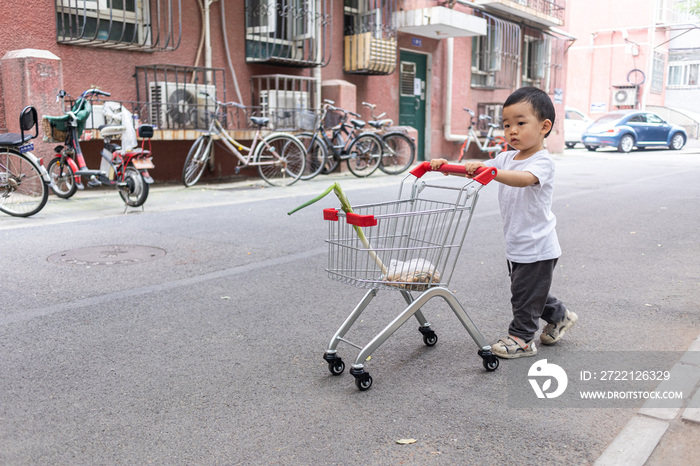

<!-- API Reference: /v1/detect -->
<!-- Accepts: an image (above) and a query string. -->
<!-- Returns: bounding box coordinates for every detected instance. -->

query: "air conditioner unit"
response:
[612,86,637,107]
[260,90,309,130]
[148,82,217,129]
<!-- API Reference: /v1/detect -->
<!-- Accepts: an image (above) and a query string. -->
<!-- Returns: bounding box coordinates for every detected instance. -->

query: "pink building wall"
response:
[565,0,668,116]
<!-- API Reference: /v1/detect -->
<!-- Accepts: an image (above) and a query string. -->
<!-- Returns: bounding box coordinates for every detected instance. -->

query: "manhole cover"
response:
[47,245,166,266]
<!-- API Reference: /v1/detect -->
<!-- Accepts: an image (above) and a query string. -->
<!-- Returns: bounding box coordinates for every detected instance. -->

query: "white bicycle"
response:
[458,108,507,161]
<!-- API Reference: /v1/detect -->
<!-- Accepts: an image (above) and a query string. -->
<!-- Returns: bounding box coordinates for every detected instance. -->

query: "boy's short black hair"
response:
[504,87,556,137]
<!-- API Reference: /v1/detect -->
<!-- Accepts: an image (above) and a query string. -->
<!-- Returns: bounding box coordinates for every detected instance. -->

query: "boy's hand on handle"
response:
[410,161,497,185]
[430,158,449,175]
[464,161,486,178]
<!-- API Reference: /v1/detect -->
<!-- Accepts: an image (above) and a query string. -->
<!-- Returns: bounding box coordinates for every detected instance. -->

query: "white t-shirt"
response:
[484,149,561,263]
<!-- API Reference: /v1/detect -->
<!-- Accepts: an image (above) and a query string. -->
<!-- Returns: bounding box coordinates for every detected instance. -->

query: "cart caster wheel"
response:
[483,355,499,371]
[422,332,438,347]
[354,373,373,391]
[328,359,345,376]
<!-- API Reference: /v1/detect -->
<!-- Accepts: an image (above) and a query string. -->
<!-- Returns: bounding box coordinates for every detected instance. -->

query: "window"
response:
[522,35,546,87]
[56,0,154,49]
[245,0,327,65]
[651,52,665,93]
[247,0,316,42]
[400,62,416,97]
[344,0,383,37]
[476,103,503,131]
[471,14,520,89]
[667,61,700,88]
[645,113,664,124]
[343,0,397,74]
[565,109,585,121]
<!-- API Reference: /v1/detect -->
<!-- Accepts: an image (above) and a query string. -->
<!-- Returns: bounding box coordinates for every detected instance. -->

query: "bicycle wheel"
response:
[297,132,328,180]
[322,133,343,174]
[47,157,78,198]
[119,166,149,207]
[0,149,49,217]
[379,132,415,175]
[182,135,213,187]
[346,133,382,178]
[256,134,305,187]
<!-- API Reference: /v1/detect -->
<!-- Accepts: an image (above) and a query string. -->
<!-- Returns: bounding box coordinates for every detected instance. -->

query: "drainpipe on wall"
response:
[204,0,214,81]
[443,37,469,142]
[313,67,322,111]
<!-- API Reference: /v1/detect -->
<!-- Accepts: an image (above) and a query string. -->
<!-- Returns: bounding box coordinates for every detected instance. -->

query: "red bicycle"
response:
[43,88,155,207]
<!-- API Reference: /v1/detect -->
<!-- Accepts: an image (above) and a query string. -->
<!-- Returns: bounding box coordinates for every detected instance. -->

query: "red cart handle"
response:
[410,161,497,185]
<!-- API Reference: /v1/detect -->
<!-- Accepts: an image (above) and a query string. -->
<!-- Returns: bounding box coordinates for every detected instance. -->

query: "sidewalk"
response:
[595,333,700,465]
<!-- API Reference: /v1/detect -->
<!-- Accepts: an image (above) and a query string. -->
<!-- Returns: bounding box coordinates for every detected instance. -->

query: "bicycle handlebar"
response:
[410,162,497,185]
[81,88,111,98]
[199,91,244,110]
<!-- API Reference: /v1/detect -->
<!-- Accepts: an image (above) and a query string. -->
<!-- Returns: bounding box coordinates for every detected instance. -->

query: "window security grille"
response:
[245,0,332,67]
[471,13,521,89]
[55,0,181,51]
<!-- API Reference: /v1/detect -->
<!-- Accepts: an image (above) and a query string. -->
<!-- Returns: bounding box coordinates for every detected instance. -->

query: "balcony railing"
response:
[134,65,226,132]
[473,0,565,27]
[250,74,320,131]
[344,0,398,74]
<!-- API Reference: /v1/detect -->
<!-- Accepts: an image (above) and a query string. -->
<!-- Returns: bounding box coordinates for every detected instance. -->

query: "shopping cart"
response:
[321,161,500,391]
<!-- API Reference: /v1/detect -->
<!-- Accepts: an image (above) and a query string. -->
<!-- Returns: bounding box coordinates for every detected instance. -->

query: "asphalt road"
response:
[1,145,699,464]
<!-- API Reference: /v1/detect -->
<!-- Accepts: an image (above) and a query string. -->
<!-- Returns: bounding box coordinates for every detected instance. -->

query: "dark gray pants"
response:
[508,258,567,341]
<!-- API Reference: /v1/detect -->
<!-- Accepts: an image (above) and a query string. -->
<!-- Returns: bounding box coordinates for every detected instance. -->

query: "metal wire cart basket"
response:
[322,162,500,391]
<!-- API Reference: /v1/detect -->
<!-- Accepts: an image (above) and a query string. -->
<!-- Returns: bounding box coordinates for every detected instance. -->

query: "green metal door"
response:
[399,51,427,161]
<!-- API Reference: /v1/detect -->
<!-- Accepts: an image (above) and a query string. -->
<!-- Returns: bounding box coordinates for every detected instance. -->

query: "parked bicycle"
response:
[182,92,306,188]
[44,88,155,208]
[0,106,50,217]
[458,108,507,162]
[361,101,416,175]
[297,100,383,178]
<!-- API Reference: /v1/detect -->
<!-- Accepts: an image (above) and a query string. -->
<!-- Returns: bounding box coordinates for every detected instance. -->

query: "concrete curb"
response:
[594,333,700,465]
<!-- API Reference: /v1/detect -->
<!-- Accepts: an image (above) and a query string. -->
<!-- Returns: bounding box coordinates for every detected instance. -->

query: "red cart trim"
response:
[410,161,497,185]
[323,208,339,221]
[346,212,377,227]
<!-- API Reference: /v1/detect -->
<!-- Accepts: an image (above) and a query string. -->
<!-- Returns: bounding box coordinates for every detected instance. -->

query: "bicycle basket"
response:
[324,109,344,128]
[41,98,92,142]
[298,110,317,131]
[41,116,69,143]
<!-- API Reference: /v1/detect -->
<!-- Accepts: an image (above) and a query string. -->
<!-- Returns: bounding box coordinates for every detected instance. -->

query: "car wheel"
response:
[585,145,597,152]
[618,134,635,153]
[670,133,686,150]
[565,142,575,149]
